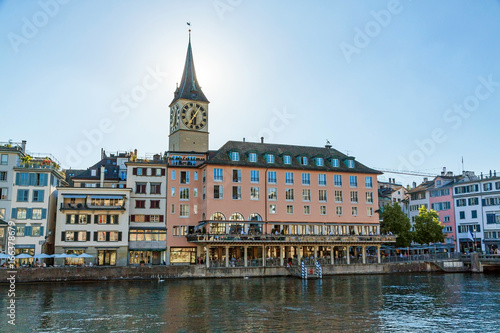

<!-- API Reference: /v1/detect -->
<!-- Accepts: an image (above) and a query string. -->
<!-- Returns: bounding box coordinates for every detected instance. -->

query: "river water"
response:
[1,273,499,332]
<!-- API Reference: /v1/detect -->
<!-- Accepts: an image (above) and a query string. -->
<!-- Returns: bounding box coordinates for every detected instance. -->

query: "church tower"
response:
[168,31,209,152]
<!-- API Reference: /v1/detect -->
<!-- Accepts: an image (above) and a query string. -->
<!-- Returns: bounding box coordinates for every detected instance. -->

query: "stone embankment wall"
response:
[0,262,453,284]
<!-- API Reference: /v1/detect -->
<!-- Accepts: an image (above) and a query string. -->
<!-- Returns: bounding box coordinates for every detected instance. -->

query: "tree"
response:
[413,206,445,245]
[380,203,413,247]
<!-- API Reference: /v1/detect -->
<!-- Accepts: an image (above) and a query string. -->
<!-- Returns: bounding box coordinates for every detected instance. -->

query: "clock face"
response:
[181,103,207,130]
[170,105,179,133]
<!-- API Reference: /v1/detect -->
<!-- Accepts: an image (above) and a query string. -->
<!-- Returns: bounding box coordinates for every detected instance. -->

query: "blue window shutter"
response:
[16,190,22,202]
[15,173,20,185]
[26,209,32,219]
[29,173,36,186]
[11,208,17,219]
[482,199,486,206]
[40,226,44,236]
[24,226,31,236]
[41,209,47,219]
[42,174,48,186]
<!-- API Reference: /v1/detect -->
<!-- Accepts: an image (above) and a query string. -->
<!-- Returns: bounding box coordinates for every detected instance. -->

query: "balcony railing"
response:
[186,234,397,244]
[60,203,126,211]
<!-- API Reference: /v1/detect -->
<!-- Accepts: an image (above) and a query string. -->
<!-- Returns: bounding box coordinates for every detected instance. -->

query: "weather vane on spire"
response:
[187,22,191,39]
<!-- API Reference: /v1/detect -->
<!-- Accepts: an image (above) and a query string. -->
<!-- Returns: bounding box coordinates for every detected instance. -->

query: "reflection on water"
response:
[1,273,499,332]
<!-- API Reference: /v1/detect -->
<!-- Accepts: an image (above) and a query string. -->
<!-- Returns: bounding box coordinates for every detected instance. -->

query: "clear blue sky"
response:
[1,0,500,186]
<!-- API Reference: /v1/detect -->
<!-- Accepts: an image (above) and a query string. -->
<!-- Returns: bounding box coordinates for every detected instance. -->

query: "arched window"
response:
[210,212,226,221]
[248,213,263,221]
[229,212,244,221]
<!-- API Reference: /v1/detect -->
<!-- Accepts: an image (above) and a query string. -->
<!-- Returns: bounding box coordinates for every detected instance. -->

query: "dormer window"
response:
[91,169,97,177]
[331,159,339,167]
[249,153,257,163]
[299,156,308,165]
[345,160,354,168]
[266,154,275,164]
[230,152,240,161]
[316,158,324,166]
[283,155,291,165]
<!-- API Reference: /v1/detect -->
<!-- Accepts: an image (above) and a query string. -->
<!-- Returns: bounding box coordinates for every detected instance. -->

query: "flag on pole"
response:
[468,229,474,241]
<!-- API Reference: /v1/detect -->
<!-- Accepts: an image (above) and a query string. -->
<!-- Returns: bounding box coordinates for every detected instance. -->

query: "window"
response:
[214,168,223,182]
[346,160,354,168]
[331,159,339,167]
[232,169,241,183]
[250,187,260,200]
[268,188,277,200]
[320,206,327,215]
[285,172,294,185]
[443,216,450,222]
[304,205,310,214]
[31,226,41,237]
[455,184,479,194]
[150,183,161,195]
[136,183,146,194]
[472,210,478,219]
[286,205,294,214]
[365,177,373,188]
[32,208,42,220]
[456,199,466,207]
[366,192,373,203]
[269,204,277,214]
[135,200,146,209]
[249,153,257,162]
[17,189,29,202]
[302,189,311,201]
[283,155,291,164]
[171,170,175,180]
[468,197,479,206]
[316,158,324,166]
[285,188,294,201]
[336,206,342,215]
[334,175,342,187]
[268,171,277,184]
[203,186,206,200]
[180,204,189,217]
[350,176,357,187]
[171,204,175,214]
[214,185,223,199]
[232,186,241,200]
[352,207,358,216]
[367,207,373,216]
[335,190,343,203]
[150,200,160,209]
[459,211,465,219]
[180,188,189,200]
[319,189,327,202]
[0,154,7,165]
[172,226,188,236]
[193,188,198,197]
[32,190,44,202]
[266,154,275,164]
[350,191,358,203]
[0,208,5,219]
[484,183,493,191]
[180,171,189,184]
[17,208,27,219]
[299,156,308,165]
[0,171,6,181]
[250,170,259,183]
[171,187,175,197]
[150,215,161,222]
[231,151,240,161]
[318,174,326,186]
[301,173,310,185]
[0,188,8,200]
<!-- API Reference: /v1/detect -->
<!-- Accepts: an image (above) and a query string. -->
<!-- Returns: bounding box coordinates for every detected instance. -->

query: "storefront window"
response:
[170,248,196,264]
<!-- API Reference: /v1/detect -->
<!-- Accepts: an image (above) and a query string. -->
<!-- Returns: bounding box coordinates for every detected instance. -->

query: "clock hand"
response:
[188,106,200,124]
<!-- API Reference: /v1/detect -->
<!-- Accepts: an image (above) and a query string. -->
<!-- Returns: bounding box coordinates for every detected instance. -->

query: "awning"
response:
[62,194,87,198]
[90,195,124,199]
[130,227,167,231]
[14,244,35,249]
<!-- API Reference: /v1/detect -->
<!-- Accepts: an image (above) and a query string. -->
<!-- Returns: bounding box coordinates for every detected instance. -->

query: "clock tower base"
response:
[169,130,208,152]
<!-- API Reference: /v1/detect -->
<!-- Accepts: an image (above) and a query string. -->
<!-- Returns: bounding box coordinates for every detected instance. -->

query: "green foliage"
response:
[380,203,413,247]
[413,206,445,245]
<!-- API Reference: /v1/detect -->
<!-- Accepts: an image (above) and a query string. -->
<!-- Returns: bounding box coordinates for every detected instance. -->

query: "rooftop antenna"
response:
[461,156,464,173]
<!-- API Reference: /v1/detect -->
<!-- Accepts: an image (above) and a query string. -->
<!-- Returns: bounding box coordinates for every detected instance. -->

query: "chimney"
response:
[412,182,417,188]
[243,138,245,142]
[101,148,105,160]
[490,170,492,178]
[100,165,105,188]
[446,171,453,176]
[424,177,428,182]
[153,154,160,161]
[495,170,497,177]
[260,137,264,144]
[21,140,26,153]
[481,172,483,179]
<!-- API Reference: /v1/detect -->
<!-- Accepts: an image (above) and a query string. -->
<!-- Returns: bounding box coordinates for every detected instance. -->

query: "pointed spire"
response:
[171,30,208,105]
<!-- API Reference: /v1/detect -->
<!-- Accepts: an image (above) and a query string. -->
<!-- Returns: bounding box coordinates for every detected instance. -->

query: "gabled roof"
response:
[205,141,381,174]
[170,32,208,105]
[72,158,121,181]
[407,181,434,194]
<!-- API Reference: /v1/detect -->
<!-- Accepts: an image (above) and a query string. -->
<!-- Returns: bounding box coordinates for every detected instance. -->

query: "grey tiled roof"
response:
[170,37,208,105]
[72,158,120,180]
[205,141,381,174]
